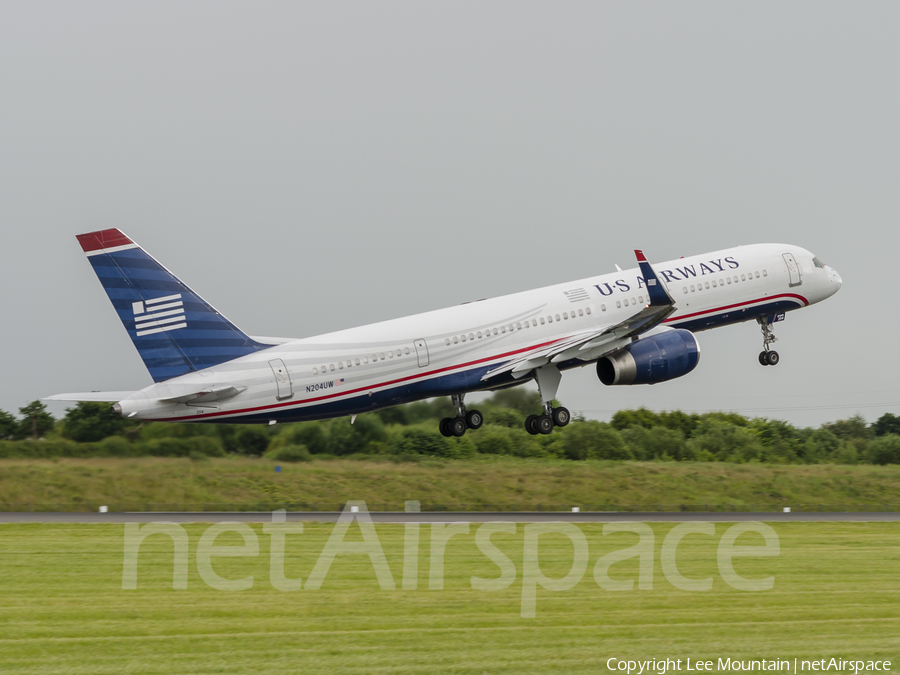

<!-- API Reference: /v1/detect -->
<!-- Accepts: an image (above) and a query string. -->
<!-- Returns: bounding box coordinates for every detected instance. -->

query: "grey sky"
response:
[1,2,897,427]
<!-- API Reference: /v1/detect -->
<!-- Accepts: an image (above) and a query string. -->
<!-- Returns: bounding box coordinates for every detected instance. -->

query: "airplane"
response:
[47,229,842,436]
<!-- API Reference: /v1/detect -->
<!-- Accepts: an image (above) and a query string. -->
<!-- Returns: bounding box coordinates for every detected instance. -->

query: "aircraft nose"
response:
[827,266,842,293]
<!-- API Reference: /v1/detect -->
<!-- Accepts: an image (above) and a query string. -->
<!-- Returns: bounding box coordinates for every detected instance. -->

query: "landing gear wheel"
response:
[759,351,769,366]
[525,415,540,435]
[537,415,554,435]
[765,350,780,366]
[439,418,453,437]
[448,417,467,437]
[551,407,571,427]
[465,409,484,430]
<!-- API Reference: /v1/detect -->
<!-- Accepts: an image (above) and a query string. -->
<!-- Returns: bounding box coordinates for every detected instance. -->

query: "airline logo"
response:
[132,294,187,336]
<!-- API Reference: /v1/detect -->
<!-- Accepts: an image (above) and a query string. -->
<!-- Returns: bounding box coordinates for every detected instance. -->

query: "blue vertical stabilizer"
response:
[77,229,270,382]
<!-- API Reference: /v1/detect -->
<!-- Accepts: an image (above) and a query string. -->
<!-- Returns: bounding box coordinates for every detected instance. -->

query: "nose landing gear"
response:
[757,317,780,366]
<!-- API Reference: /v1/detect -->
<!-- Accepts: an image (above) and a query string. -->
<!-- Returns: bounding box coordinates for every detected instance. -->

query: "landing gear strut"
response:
[524,365,571,435]
[439,393,483,437]
[757,317,780,366]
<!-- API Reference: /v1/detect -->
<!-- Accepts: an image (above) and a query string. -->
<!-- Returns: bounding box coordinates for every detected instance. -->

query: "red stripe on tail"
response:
[76,228,133,253]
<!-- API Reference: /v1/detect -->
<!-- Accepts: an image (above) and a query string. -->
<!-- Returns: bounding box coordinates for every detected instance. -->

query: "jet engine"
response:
[596,329,700,386]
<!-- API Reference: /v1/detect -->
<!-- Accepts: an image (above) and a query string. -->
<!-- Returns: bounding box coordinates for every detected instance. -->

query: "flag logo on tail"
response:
[133,294,187,336]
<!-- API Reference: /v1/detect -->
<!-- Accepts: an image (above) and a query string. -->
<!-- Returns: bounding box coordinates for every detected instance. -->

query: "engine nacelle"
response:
[596,329,700,386]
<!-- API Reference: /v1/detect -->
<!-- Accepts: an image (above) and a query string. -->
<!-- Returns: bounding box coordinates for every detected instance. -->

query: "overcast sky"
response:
[2,2,897,428]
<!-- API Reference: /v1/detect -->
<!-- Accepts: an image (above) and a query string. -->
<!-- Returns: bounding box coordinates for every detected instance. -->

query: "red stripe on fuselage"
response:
[156,292,810,422]
[664,293,808,323]
[155,337,568,422]
[76,229,134,253]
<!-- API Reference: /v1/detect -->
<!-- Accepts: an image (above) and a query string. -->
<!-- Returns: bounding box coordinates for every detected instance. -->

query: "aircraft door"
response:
[414,339,430,368]
[782,253,802,287]
[268,359,293,400]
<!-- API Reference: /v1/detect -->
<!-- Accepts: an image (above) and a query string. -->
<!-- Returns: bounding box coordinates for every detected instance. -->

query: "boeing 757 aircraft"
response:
[48,229,842,436]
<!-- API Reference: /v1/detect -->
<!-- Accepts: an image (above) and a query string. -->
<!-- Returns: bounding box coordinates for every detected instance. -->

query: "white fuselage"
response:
[115,243,841,423]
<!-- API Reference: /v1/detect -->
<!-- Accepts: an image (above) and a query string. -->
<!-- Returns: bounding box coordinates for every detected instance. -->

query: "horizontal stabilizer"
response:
[44,391,137,402]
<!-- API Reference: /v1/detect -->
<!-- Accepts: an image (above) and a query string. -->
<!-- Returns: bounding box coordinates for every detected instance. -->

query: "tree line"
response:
[2,390,900,465]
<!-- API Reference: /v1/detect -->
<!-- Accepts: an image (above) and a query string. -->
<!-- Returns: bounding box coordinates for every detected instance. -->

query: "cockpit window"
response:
[812,257,825,269]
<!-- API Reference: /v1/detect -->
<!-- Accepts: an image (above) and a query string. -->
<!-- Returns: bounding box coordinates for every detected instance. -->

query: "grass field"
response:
[0,521,898,673]
[1,457,900,511]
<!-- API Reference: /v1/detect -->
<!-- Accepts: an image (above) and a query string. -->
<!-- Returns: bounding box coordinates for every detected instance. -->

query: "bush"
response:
[560,421,630,460]
[687,420,763,463]
[867,435,900,465]
[390,428,452,457]
[94,436,134,457]
[234,427,271,456]
[621,426,690,461]
[269,444,313,462]
[483,408,526,430]
[62,402,130,443]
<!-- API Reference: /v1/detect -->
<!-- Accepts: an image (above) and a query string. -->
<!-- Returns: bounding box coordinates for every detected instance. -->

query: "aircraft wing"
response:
[481,249,676,381]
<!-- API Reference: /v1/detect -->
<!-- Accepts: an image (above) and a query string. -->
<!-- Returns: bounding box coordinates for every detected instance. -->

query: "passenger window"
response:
[501,326,506,333]
[532,319,538,326]
[453,337,458,344]
[547,316,553,323]
[578,309,583,316]
[330,364,335,372]
[516,323,522,330]
[477,331,482,338]
[683,287,688,294]
[554,315,560,322]
[338,362,344,369]
[712,280,717,288]
[313,367,318,375]
[445,338,450,346]
[763,270,768,277]
[734,276,738,283]
[508,324,514,332]
[587,306,593,314]
[741,274,746,281]
[540,317,545,325]
[562,313,568,320]
[623,299,629,306]
[755,271,760,278]
[404,348,409,355]
[380,352,386,360]
[389,351,394,358]
[347,360,352,367]
[616,301,621,308]
[363,357,369,364]
[726,278,731,284]
[493,328,499,335]
[705,282,710,289]
[468,333,474,341]
[355,358,360,365]
[690,285,695,292]
[461,334,466,342]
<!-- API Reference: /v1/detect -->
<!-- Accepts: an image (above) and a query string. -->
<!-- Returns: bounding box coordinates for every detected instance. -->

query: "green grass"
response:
[0,522,898,673]
[2,457,900,511]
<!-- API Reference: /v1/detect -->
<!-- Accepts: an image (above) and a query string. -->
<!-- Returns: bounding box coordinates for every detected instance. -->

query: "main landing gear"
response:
[524,365,571,435]
[757,317,780,366]
[439,393,484,437]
